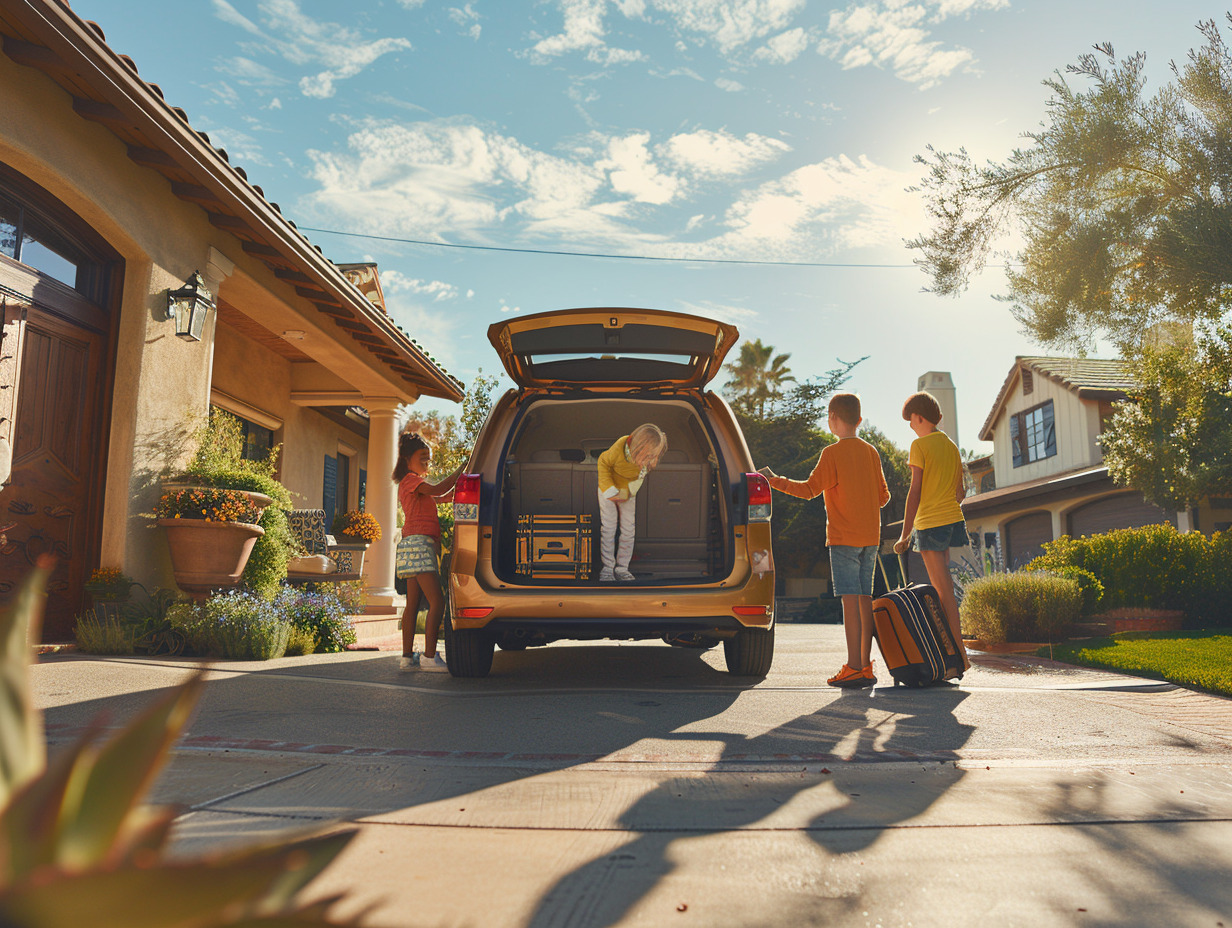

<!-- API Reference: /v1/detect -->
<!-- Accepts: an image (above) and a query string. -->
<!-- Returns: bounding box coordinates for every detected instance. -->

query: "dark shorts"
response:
[913,520,968,552]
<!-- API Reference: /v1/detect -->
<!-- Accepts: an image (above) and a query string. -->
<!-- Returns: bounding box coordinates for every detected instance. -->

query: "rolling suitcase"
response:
[515,514,593,580]
[872,553,964,687]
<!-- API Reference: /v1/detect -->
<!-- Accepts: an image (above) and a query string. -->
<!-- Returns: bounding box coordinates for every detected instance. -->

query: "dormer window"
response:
[1010,400,1056,467]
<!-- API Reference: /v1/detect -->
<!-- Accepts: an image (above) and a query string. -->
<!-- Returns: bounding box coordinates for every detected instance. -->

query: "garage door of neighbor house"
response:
[1067,493,1176,538]
[1004,511,1053,569]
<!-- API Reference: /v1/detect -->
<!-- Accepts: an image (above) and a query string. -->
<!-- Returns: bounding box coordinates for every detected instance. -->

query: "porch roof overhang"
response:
[0,0,463,404]
[961,465,1113,516]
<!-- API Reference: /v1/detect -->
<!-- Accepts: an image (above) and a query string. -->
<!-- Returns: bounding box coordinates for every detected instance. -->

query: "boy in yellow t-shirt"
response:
[893,390,969,670]
[761,393,890,688]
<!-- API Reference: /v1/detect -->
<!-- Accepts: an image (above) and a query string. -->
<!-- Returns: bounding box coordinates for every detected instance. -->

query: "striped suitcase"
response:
[515,514,593,580]
[872,555,964,687]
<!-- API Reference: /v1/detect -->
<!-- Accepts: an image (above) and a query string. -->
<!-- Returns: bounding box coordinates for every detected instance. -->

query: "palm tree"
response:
[723,339,795,417]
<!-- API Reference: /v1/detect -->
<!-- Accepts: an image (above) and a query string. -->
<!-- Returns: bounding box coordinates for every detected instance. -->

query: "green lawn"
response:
[1044,632,1232,697]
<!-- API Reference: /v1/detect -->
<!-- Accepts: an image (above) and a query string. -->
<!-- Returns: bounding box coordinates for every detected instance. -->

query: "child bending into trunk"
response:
[596,423,668,582]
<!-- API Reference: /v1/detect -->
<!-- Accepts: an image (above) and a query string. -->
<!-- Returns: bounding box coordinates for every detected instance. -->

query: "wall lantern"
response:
[167,271,214,342]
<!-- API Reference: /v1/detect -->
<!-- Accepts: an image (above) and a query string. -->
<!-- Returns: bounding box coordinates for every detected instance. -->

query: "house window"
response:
[1021,369,1034,395]
[0,186,92,293]
[1010,400,1056,467]
[209,405,274,464]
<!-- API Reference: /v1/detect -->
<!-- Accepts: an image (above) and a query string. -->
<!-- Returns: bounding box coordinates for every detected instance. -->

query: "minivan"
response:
[445,308,775,678]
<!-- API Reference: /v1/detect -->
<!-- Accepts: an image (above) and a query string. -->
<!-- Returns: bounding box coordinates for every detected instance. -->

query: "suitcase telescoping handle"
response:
[875,549,912,594]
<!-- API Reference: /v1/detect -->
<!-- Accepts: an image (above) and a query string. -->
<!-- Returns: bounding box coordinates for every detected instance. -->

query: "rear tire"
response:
[444,612,495,677]
[723,625,774,677]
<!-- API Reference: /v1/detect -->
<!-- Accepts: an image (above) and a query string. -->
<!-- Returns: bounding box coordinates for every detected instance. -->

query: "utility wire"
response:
[296,225,921,268]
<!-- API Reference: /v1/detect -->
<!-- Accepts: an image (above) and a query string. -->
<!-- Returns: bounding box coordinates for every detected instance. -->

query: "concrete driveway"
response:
[32,625,1232,928]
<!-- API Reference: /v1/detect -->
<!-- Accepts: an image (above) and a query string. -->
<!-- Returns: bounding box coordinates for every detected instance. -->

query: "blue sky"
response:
[75,0,1221,452]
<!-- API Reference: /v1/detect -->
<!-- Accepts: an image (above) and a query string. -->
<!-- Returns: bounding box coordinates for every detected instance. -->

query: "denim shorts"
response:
[829,544,879,597]
[913,520,968,552]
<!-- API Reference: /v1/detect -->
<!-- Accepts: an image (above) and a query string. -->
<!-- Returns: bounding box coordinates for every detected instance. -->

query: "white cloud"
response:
[303,118,909,263]
[598,133,680,205]
[714,77,745,92]
[449,4,482,40]
[651,0,806,53]
[268,97,282,110]
[753,26,811,64]
[381,271,461,302]
[687,154,924,259]
[819,0,1009,89]
[530,0,607,60]
[212,0,412,99]
[660,129,790,178]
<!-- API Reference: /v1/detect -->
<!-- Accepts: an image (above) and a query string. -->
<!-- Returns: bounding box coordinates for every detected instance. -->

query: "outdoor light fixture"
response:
[166,271,214,342]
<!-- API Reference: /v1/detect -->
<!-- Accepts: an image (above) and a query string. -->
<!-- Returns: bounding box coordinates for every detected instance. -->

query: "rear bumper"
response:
[480,615,752,641]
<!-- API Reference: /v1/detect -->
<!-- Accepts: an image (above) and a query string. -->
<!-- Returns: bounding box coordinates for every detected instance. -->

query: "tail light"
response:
[745,472,772,522]
[454,473,481,523]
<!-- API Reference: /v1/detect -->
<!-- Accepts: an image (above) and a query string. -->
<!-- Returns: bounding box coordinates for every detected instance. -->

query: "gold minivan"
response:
[446,308,775,678]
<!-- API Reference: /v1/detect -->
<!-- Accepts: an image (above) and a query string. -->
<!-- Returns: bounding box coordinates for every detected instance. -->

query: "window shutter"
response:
[1010,414,1023,467]
[322,454,337,518]
[1043,401,1056,458]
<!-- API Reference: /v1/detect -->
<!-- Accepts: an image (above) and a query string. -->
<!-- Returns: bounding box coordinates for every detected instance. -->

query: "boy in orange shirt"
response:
[760,393,890,688]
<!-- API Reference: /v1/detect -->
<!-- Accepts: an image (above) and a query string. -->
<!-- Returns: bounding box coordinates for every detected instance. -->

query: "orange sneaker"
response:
[827,662,876,688]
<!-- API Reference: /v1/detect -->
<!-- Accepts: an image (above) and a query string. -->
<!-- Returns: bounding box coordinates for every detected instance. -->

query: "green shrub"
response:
[169,590,291,660]
[73,611,135,655]
[284,625,319,656]
[1046,566,1104,616]
[274,587,356,652]
[1026,524,1232,626]
[960,571,1083,643]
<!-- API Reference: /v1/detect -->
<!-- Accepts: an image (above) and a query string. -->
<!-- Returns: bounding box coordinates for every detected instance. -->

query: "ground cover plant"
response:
[1045,632,1232,697]
[274,587,356,653]
[169,589,292,660]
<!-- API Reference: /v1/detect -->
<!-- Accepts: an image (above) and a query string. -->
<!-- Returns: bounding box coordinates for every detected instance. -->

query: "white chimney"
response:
[918,371,959,450]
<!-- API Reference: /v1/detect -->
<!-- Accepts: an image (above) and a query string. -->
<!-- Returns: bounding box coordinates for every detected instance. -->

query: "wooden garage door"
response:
[1004,511,1052,569]
[1067,493,1176,538]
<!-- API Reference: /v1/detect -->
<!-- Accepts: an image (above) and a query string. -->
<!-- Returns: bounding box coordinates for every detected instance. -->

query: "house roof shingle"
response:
[977,356,1138,441]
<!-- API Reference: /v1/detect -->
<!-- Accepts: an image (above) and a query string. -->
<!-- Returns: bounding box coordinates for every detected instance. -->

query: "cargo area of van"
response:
[491,397,732,584]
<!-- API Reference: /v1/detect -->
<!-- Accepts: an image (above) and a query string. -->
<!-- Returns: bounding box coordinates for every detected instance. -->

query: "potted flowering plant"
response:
[84,567,135,603]
[328,510,380,575]
[155,487,265,600]
[331,510,381,544]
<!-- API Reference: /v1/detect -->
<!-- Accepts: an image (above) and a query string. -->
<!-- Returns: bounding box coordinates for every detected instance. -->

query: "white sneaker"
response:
[599,567,615,582]
[419,652,449,672]
[614,568,635,582]
[398,654,419,671]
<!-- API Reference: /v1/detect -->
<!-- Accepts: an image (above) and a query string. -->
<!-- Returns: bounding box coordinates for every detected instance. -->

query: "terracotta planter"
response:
[161,482,274,512]
[159,518,265,599]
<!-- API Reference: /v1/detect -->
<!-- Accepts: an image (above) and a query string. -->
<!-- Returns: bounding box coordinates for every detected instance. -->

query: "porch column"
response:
[363,398,400,605]
[1176,508,1195,533]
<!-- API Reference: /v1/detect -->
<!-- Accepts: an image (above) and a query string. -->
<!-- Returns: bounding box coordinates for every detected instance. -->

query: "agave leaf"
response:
[0,564,50,805]
[237,830,357,914]
[0,721,104,882]
[0,831,357,928]
[54,672,204,870]
[108,804,179,867]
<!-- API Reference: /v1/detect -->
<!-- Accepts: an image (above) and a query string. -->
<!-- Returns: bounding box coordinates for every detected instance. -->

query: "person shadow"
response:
[525,683,973,928]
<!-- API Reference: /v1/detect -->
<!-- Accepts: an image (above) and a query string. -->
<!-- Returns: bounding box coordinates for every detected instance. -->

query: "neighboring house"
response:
[0,1,464,640]
[963,357,1232,570]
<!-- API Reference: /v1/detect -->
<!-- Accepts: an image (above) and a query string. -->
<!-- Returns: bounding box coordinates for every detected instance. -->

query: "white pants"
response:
[598,493,636,570]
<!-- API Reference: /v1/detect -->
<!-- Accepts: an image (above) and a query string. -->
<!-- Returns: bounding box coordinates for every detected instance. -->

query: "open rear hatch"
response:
[488,308,738,391]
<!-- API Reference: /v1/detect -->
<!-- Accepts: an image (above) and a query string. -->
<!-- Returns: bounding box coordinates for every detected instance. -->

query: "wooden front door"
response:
[0,294,107,640]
